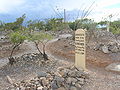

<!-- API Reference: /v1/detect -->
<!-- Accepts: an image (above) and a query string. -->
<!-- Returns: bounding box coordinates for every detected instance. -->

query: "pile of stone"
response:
[20,53,43,62]
[13,53,44,66]
[94,43,120,53]
[93,31,120,53]
[7,66,88,90]
[94,30,116,44]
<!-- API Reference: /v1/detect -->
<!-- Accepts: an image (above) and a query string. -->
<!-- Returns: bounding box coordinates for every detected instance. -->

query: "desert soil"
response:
[0,36,120,90]
[47,39,120,90]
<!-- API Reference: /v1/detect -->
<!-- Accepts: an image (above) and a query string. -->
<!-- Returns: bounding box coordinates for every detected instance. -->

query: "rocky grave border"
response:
[6,65,89,90]
[4,53,54,70]
[1,53,89,90]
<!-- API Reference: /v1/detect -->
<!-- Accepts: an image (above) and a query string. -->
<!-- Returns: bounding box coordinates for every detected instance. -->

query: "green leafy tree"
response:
[9,31,26,64]
[45,18,64,31]
[27,20,45,32]
[4,14,26,32]
[110,20,120,34]
[27,32,53,60]
[27,32,43,54]
[68,22,76,30]
[68,18,96,30]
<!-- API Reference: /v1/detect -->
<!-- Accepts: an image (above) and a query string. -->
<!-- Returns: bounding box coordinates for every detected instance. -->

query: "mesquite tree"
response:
[9,31,26,65]
[28,32,53,60]
[27,32,43,55]
[39,32,53,60]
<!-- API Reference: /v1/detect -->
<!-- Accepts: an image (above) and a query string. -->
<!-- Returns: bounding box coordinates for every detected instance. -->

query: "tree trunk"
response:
[43,52,48,60]
[8,57,15,65]
[43,44,48,60]
[34,42,43,55]
[9,43,21,65]
[9,46,15,58]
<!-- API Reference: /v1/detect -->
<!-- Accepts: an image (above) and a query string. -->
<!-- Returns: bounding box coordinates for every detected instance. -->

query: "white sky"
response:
[0,0,120,21]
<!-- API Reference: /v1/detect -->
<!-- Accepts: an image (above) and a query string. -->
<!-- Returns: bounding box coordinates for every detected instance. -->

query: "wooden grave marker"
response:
[75,29,86,70]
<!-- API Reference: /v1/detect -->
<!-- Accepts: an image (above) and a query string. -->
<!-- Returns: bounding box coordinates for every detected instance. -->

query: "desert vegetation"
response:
[0,1,120,89]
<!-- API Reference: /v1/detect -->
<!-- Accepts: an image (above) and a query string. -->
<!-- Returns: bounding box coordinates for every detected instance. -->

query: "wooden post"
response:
[75,29,86,70]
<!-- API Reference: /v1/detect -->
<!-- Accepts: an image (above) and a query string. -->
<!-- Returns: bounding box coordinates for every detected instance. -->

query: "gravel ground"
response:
[0,55,73,90]
[82,64,120,90]
[47,38,120,90]
[1,34,120,90]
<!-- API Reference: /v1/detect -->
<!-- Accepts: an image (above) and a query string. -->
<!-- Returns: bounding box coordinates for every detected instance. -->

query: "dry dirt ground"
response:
[0,42,30,58]
[0,38,120,90]
[47,39,120,90]
[0,41,73,90]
